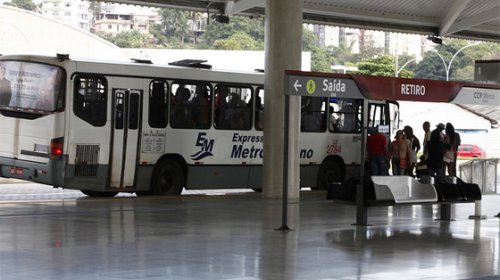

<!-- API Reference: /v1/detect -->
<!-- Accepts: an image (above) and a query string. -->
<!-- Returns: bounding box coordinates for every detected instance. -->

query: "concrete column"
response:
[262,0,302,200]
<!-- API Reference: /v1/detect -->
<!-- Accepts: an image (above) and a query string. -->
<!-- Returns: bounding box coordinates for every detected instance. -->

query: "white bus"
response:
[0,54,397,196]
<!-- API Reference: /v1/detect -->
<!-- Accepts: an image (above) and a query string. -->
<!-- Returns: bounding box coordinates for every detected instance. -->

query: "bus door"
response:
[368,101,398,139]
[109,78,143,189]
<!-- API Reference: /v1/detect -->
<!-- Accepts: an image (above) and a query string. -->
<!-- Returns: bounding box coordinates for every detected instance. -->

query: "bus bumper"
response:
[0,156,66,187]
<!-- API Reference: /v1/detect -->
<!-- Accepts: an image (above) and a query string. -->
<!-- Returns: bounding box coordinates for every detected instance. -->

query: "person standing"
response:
[389,130,410,175]
[444,123,460,176]
[403,125,420,176]
[426,129,446,182]
[422,121,431,159]
[366,126,389,176]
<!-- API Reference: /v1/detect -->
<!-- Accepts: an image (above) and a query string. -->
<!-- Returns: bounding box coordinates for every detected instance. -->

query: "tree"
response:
[96,30,148,48]
[357,55,394,76]
[212,32,261,50]
[414,38,500,81]
[329,40,356,66]
[4,0,34,10]
[302,28,334,72]
[204,16,264,47]
[356,54,414,77]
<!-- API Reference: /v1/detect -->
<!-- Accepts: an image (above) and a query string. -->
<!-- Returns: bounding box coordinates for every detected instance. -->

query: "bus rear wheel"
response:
[317,160,344,190]
[81,190,118,197]
[151,159,184,195]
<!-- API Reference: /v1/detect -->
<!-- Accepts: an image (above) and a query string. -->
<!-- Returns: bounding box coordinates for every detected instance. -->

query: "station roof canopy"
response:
[115,0,500,41]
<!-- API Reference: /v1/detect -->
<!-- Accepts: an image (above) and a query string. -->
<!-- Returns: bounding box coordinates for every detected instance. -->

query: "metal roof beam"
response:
[225,0,265,15]
[439,0,471,36]
[444,5,500,36]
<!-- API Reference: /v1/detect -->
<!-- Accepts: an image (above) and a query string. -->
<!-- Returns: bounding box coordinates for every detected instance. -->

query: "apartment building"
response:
[41,0,91,31]
[93,3,159,35]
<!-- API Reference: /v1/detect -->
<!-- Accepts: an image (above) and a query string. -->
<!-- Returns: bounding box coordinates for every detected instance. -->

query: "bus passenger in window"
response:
[253,95,264,130]
[301,97,322,131]
[227,93,247,129]
[192,86,210,128]
[172,87,193,128]
[336,101,358,132]
[328,106,338,131]
[215,86,229,128]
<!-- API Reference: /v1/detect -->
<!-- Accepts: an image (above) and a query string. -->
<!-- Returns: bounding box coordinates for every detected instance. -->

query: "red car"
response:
[457,144,486,158]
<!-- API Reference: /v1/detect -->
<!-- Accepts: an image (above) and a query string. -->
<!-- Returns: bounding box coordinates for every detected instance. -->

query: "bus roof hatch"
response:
[168,59,212,69]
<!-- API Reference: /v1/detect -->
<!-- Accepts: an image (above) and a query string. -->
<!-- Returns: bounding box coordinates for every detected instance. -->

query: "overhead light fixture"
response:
[426,36,442,45]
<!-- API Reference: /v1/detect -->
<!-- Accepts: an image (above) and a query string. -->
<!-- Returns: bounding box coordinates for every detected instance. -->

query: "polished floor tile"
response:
[0,191,498,279]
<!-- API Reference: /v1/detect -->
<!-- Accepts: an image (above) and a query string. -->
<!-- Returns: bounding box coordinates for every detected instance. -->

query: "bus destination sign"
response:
[286,75,364,99]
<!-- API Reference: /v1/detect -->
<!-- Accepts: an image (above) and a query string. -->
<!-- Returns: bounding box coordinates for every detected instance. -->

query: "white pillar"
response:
[262,0,302,200]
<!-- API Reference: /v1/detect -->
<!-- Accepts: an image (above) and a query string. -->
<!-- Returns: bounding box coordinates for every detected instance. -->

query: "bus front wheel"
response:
[317,160,344,189]
[151,159,184,195]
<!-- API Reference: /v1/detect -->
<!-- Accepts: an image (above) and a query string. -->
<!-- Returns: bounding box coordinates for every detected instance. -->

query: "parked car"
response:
[457,144,486,158]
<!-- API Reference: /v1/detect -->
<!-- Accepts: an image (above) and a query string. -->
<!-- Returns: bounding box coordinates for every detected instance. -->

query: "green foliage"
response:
[96,30,148,48]
[205,16,264,47]
[357,55,394,76]
[212,32,261,50]
[415,38,500,81]
[302,28,334,72]
[212,39,241,50]
[4,0,34,10]
[89,7,500,78]
[329,41,356,65]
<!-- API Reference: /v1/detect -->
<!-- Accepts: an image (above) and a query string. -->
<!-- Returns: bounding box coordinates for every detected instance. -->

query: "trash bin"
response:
[459,159,498,194]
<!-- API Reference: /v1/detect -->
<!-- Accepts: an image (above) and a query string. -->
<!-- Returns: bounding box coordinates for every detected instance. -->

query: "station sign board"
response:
[285,75,365,99]
[452,87,500,106]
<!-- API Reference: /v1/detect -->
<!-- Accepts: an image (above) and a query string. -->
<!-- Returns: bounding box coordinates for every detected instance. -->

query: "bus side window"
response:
[73,75,107,127]
[191,84,211,129]
[214,85,252,130]
[148,80,168,128]
[170,82,212,129]
[332,98,362,133]
[301,96,326,132]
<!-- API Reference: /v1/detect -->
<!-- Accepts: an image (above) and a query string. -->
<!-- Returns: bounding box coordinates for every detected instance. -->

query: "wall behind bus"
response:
[0,5,118,58]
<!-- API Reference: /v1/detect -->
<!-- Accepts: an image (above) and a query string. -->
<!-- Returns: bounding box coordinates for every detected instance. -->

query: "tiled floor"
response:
[0,188,498,280]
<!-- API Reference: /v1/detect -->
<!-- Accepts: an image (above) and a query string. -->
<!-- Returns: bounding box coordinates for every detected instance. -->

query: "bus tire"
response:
[151,159,184,195]
[81,190,118,197]
[317,159,344,190]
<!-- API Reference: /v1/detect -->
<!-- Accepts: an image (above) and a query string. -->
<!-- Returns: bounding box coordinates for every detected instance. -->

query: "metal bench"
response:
[371,176,438,203]
[328,175,482,225]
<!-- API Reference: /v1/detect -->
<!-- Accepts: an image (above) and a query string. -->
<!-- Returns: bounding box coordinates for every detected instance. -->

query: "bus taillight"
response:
[50,137,64,159]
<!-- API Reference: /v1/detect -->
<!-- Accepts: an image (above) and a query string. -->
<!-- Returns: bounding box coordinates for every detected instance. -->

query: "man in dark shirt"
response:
[366,126,389,176]
[426,129,446,182]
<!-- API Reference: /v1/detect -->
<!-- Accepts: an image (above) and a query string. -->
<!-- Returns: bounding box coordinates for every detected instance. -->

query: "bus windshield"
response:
[0,61,64,115]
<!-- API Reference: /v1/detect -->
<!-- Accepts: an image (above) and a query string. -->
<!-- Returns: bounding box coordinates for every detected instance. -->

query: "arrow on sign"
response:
[294,80,302,92]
